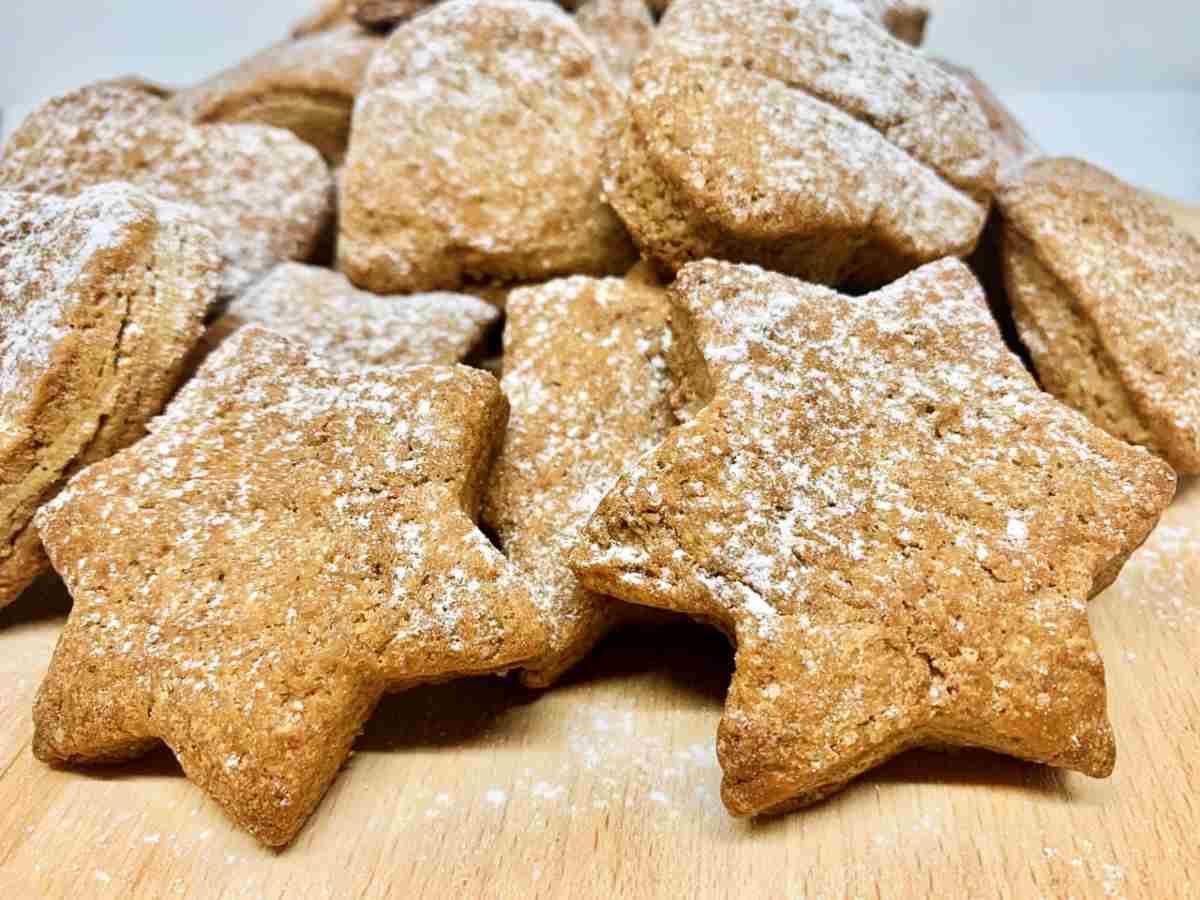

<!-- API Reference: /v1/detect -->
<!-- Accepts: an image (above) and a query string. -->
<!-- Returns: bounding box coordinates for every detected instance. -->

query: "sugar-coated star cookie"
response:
[33,326,545,846]
[483,267,678,686]
[206,263,499,371]
[167,25,383,165]
[339,0,635,294]
[0,184,219,609]
[604,0,995,289]
[572,258,1175,816]
[996,158,1200,473]
[0,83,333,298]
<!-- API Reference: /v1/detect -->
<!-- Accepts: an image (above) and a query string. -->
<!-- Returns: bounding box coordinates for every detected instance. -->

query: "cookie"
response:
[98,75,175,99]
[996,158,1200,473]
[0,83,333,298]
[0,184,219,609]
[167,25,383,165]
[206,262,500,370]
[937,61,1040,178]
[937,62,1040,356]
[575,0,655,92]
[339,0,636,295]
[604,0,996,289]
[291,0,353,37]
[571,258,1175,817]
[483,266,677,686]
[647,0,927,39]
[647,0,928,40]
[861,0,929,46]
[461,281,521,311]
[344,0,617,30]
[32,325,545,846]
[347,0,439,29]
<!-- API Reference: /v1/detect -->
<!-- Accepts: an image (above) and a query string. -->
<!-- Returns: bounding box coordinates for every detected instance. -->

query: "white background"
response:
[1,0,1197,199]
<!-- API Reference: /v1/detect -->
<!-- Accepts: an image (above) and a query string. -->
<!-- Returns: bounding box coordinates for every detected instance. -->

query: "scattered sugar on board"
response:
[6,475,1193,896]
[1115,482,1200,634]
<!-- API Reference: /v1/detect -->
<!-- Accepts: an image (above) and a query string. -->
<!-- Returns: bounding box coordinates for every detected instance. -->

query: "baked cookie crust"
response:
[339,0,635,294]
[604,0,996,288]
[572,258,1174,816]
[0,83,334,298]
[0,184,218,608]
[997,158,1200,472]
[33,327,545,846]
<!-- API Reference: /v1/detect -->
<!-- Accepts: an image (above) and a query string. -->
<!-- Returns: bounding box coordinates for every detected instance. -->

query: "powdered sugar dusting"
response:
[588,259,1165,635]
[0,186,141,409]
[0,82,333,297]
[168,24,380,126]
[340,0,632,292]
[574,0,655,92]
[575,257,1172,797]
[653,0,965,170]
[215,263,499,371]
[32,326,540,840]
[610,0,995,281]
[484,273,676,673]
[998,159,1200,469]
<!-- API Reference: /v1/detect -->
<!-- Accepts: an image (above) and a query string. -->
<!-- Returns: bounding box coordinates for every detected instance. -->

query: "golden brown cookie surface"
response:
[0,83,333,298]
[339,0,635,295]
[483,269,678,686]
[33,326,545,846]
[605,0,996,289]
[343,0,636,30]
[997,159,1200,473]
[207,262,499,370]
[571,258,1175,816]
[291,0,354,37]
[649,0,928,37]
[860,0,929,45]
[0,184,218,609]
[347,0,440,28]
[167,25,383,165]
[96,74,176,99]
[575,0,655,91]
[648,0,928,38]
[937,60,1041,178]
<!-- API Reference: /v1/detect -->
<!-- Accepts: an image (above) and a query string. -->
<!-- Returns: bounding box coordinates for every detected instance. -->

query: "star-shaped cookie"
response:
[483,269,678,686]
[571,258,1175,816]
[205,263,500,371]
[33,326,545,846]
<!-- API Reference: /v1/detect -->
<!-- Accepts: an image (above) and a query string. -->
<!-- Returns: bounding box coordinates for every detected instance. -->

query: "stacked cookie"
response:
[1,0,1194,848]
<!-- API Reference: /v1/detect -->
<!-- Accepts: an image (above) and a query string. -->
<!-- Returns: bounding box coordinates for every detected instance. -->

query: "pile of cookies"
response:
[1,0,1196,848]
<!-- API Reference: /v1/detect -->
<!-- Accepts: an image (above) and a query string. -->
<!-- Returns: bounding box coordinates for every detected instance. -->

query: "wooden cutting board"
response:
[0,201,1196,900]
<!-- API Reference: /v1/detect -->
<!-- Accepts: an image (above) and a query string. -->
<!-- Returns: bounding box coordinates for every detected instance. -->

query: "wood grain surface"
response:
[0,203,1196,900]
